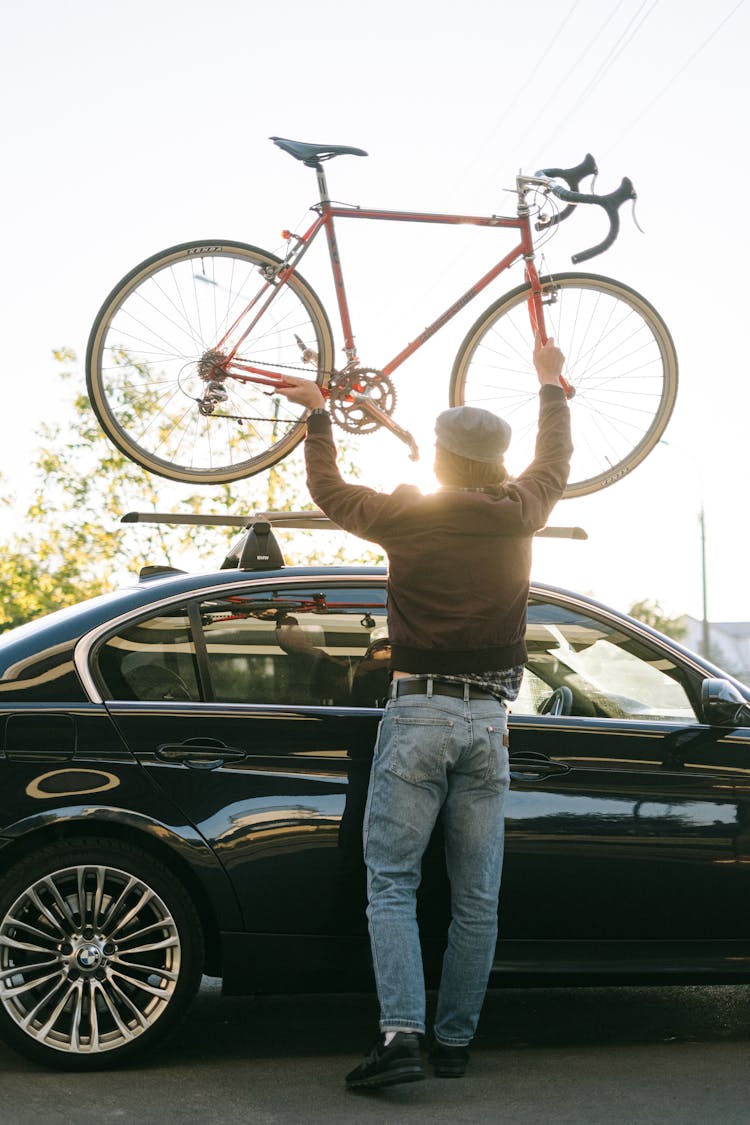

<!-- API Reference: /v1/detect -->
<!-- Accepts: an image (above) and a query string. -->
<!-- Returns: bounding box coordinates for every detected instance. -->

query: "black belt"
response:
[389,677,496,701]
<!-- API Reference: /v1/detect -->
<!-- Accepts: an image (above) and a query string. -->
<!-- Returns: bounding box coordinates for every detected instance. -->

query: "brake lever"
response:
[631,195,645,235]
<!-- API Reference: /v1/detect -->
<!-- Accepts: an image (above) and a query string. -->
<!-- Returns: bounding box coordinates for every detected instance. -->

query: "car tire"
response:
[0,837,204,1069]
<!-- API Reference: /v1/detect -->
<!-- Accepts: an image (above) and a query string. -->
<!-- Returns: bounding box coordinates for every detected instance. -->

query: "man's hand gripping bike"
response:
[86,137,677,498]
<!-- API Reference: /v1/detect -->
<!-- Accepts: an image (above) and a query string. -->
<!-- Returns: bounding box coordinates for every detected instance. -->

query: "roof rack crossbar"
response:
[120,510,586,539]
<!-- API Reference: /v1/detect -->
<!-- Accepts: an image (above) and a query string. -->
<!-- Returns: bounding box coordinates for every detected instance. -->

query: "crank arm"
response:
[349,391,420,461]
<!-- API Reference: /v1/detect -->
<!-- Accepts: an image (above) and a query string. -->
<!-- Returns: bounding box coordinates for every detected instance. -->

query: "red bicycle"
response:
[86,136,677,497]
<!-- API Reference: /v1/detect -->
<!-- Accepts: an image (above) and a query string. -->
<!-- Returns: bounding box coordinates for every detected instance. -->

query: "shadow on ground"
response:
[160,978,750,1065]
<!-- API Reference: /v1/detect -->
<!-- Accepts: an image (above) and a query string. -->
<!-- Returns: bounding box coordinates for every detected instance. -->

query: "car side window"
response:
[196,585,389,707]
[512,667,558,715]
[96,606,200,701]
[516,599,697,723]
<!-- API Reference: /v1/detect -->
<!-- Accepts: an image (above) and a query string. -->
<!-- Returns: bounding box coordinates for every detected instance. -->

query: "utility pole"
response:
[700,505,710,659]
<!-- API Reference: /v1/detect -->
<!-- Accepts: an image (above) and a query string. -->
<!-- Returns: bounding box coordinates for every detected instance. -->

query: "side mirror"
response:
[700,678,750,727]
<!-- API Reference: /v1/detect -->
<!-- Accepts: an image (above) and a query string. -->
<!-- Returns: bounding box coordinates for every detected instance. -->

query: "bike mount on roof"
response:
[121,509,588,576]
[121,509,341,575]
[220,521,285,570]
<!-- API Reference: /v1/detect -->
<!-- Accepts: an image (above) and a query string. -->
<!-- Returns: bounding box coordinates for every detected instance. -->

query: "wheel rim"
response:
[89,245,331,483]
[0,864,181,1055]
[452,275,677,498]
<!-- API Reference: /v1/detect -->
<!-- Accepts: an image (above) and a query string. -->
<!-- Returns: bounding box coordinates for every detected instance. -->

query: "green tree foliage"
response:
[627,598,687,640]
[0,350,383,631]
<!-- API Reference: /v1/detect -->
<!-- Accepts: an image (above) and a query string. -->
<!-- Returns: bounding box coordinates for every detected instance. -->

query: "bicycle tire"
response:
[449,272,678,498]
[86,240,335,484]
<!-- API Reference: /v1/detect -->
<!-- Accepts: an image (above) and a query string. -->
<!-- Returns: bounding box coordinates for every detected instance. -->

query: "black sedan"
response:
[1,526,750,1069]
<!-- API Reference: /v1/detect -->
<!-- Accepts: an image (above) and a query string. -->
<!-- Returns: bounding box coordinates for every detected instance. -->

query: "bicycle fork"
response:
[524,263,576,400]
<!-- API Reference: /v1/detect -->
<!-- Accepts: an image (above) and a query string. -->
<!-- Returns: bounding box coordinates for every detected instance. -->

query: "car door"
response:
[499,592,750,967]
[94,577,389,966]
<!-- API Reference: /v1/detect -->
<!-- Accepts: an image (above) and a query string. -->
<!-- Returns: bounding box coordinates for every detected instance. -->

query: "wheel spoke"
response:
[26,887,69,939]
[75,868,89,927]
[107,886,155,938]
[116,935,179,957]
[92,867,106,930]
[98,875,139,932]
[91,977,135,1043]
[68,979,85,1052]
[2,913,61,947]
[40,876,78,929]
[0,955,60,979]
[0,933,59,956]
[3,968,66,1001]
[35,980,78,1043]
[84,979,100,1052]
[110,965,179,993]
[105,975,152,1028]
[114,918,174,944]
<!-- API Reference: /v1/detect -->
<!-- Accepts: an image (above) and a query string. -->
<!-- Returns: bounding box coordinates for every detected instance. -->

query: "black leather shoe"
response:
[429,1041,470,1077]
[345,1032,425,1089]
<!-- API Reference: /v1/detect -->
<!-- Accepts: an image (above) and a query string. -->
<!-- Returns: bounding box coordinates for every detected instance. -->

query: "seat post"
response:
[315,162,331,205]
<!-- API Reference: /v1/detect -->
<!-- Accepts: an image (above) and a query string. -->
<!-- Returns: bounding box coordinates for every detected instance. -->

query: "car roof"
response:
[2,560,747,700]
[0,561,581,666]
[0,566,386,669]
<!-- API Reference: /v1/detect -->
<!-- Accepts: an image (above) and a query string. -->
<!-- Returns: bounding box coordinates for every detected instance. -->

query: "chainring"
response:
[327,368,397,434]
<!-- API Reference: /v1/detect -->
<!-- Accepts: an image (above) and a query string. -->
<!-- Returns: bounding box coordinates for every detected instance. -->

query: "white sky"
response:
[2,0,748,621]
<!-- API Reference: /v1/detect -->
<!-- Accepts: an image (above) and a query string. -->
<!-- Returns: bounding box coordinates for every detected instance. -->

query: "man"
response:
[279,335,572,1088]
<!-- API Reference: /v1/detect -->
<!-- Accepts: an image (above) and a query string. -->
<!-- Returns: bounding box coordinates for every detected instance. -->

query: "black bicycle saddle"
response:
[270,136,368,167]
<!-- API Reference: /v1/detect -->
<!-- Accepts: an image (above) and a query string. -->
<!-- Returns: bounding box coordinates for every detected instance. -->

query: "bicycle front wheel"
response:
[86,240,335,484]
[449,273,678,498]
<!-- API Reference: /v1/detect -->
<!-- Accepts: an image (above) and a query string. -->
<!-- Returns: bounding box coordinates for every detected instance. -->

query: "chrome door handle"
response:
[155,740,247,767]
[510,756,571,780]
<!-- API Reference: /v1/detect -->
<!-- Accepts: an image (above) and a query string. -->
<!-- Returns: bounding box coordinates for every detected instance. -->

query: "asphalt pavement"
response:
[2,979,749,1124]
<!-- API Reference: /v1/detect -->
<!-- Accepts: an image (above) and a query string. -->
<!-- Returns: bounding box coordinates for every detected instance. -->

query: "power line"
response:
[531,0,661,162]
[489,0,583,133]
[604,0,747,152]
[446,0,583,197]
[522,0,630,164]
[575,0,660,104]
[417,1,585,307]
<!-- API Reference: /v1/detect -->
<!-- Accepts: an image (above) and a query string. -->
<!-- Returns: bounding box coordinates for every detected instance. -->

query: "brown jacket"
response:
[304,386,572,672]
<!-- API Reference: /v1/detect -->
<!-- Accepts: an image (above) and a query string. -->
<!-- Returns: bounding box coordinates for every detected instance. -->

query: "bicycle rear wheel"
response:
[449,273,678,498]
[86,240,334,484]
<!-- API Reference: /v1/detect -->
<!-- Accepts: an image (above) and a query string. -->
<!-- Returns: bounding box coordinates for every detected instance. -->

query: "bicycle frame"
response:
[88,142,676,492]
[216,163,556,390]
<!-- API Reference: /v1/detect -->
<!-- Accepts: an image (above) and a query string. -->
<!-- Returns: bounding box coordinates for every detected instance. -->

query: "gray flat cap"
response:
[435,406,511,463]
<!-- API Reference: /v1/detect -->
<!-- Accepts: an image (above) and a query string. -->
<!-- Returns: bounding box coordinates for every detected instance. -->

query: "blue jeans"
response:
[363,683,510,1046]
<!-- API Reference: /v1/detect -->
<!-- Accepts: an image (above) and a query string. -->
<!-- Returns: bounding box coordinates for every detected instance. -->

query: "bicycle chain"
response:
[187,361,397,433]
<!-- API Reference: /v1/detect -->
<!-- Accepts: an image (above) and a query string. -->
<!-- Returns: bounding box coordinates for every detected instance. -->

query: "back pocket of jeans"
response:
[485,725,510,791]
[388,717,454,784]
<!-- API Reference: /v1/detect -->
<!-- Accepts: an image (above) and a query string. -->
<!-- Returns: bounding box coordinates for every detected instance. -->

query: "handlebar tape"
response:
[535,159,636,263]
[533,154,598,229]
[535,153,598,190]
[563,177,635,263]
